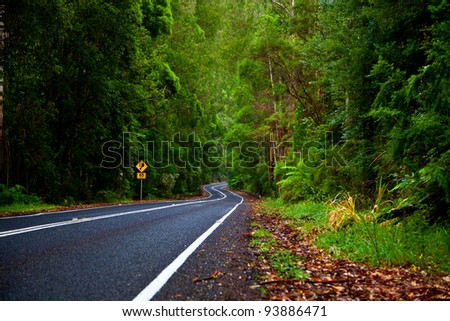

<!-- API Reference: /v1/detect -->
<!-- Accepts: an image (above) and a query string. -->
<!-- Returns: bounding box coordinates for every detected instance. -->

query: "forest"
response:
[0,0,449,267]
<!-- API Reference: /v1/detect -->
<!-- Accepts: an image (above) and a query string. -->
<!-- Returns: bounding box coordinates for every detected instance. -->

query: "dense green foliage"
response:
[0,184,40,206]
[223,0,450,223]
[1,0,449,227]
[1,0,223,202]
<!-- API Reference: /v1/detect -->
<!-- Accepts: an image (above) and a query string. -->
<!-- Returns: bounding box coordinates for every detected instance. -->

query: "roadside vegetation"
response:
[260,197,450,274]
[0,184,55,217]
[250,198,449,300]
[0,182,201,217]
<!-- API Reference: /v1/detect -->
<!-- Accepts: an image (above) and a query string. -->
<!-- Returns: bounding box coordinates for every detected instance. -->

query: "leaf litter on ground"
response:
[249,201,450,301]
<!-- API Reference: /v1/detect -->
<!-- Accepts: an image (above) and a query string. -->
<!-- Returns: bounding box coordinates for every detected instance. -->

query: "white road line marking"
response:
[0,184,228,238]
[0,184,217,220]
[133,187,244,301]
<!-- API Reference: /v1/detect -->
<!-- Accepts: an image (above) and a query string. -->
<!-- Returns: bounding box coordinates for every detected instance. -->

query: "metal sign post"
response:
[135,160,148,201]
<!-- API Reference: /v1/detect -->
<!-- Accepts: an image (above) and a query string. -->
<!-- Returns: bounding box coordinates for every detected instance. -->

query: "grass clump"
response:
[270,250,309,280]
[327,193,361,231]
[250,223,308,281]
[0,203,57,217]
[250,227,276,253]
[264,198,328,233]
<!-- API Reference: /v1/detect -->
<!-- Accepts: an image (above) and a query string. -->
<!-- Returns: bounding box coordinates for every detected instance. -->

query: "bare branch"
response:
[272,0,294,17]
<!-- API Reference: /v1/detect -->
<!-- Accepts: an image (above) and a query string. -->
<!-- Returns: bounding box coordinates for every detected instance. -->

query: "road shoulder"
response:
[153,195,262,300]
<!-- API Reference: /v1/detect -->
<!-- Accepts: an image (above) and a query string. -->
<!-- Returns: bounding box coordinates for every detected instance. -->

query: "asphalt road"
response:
[0,183,243,300]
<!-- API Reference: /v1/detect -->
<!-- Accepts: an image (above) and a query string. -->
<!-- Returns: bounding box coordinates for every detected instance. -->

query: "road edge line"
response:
[132,187,244,301]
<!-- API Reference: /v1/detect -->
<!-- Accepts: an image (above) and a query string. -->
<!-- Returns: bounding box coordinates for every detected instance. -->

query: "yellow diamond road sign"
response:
[136,160,148,173]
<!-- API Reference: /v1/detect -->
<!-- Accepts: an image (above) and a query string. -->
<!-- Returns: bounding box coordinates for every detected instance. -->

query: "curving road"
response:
[0,183,243,300]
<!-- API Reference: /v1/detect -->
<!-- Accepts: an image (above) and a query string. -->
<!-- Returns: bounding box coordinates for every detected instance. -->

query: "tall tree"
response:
[0,4,5,180]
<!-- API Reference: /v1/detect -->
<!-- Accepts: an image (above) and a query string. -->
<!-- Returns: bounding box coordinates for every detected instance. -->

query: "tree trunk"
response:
[0,4,5,177]
[268,57,277,182]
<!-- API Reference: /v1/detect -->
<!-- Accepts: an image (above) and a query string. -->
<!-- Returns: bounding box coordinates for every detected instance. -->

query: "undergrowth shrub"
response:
[94,190,121,203]
[326,193,360,231]
[0,184,41,205]
[275,160,314,202]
